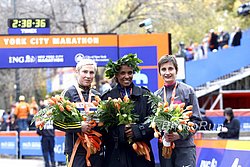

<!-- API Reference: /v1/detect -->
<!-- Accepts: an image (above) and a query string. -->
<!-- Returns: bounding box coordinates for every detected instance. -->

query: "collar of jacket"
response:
[157,81,179,96]
[113,83,143,97]
[78,84,91,91]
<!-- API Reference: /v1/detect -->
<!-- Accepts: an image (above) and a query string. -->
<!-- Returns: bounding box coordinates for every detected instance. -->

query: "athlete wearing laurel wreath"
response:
[54,59,103,167]
[101,54,155,167]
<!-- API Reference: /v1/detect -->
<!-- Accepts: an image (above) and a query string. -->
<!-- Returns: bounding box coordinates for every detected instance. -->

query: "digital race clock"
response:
[8,18,50,29]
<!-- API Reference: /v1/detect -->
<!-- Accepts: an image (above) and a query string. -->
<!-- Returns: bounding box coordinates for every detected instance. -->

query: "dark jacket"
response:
[232,31,242,46]
[218,118,240,139]
[101,84,155,167]
[154,82,201,148]
[54,85,101,155]
[218,31,230,48]
[37,121,55,137]
[209,32,219,51]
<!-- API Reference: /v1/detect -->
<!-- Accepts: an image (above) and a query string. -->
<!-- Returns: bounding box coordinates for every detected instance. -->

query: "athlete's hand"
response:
[81,121,91,132]
[164,132,180,142]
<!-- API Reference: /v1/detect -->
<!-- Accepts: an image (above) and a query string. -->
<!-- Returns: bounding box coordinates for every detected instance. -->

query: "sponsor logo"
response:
[54,142,65,154]
[9,55,36,63]
[0,142,15,149]
[75,53,85,63]
[74,53,109,63]
[200,158,218,167]
[22,142,41,149]
[231,158,242,167]
[133,72,148,88]
[8,54,64,63]
[37,55,64,63]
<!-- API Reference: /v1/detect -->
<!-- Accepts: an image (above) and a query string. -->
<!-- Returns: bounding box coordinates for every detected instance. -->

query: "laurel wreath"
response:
[105,53,143,79]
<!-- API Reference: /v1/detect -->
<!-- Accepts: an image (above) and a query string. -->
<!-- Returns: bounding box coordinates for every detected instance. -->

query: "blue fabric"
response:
[17,119,28,131]
[117,83,133,98]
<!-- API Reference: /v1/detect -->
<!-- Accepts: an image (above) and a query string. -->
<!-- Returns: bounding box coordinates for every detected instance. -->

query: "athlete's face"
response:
[116,65,133,88]
[76,64,95,87]
[159,62,177,85]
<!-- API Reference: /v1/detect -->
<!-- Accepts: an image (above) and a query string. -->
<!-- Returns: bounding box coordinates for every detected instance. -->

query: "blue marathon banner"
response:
[19,131,66,162]
[0,131,18,155]
[120,46,159,92]
[0,33,171,92]
[54,131,66,162]
[19,131,42,156]
[196,139,250,167]
[0,35,118,68]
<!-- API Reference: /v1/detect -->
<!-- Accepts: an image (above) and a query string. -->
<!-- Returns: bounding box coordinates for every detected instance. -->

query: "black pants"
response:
[66,151,104,167]
[41,136,55,167]
[158,143,196,167]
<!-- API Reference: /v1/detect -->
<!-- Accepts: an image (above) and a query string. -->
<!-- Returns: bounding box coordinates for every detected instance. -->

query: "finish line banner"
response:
[19,131,65,162]
[0,34,118,68]
[0,33,171,91]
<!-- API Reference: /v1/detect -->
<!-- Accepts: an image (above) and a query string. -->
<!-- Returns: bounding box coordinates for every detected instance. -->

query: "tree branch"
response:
[79,0,88,33]
[107,2,143,33]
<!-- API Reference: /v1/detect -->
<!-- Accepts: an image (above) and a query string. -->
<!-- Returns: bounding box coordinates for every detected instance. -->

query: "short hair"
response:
[158,54,178,73]
[224,107,234,119]
[76,59,97,72]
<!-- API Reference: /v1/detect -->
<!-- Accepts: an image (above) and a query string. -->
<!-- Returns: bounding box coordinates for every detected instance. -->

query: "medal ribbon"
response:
[75,84,92,113]
[163,82,177,104]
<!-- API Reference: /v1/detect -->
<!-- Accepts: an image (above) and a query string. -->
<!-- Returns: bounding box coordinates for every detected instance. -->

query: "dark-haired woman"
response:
[101,54,155,167]
[218,107,240,139]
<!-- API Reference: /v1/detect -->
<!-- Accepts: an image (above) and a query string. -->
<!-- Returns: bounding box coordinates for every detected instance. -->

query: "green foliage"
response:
[96,96,139,131]
[215,0,237,12]
[145,92,194,138]
[32,95,82,129]
[105,53,143,79]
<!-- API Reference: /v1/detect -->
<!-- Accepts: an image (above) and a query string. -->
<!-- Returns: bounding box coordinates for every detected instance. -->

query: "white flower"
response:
[122,114,127,117]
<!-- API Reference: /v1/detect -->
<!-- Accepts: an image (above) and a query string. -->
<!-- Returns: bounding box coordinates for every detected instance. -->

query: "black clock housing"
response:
[8,18,50,28]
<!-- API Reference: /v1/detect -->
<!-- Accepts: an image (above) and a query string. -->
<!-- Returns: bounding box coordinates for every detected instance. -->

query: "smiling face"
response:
[116,65,133,88]
[76,64,95,87]
[159,61,177,85]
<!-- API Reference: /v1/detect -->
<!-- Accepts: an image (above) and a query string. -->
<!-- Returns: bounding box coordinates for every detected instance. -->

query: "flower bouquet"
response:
[32,95,102,167]
[146,92,196,159]
[96,95,151,161]
[33,95,81,129]
[96,95,137,131]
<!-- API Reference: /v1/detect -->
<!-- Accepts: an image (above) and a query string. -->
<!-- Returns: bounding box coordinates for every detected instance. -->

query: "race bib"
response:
[75,102,85,114]
[75,102,97,114]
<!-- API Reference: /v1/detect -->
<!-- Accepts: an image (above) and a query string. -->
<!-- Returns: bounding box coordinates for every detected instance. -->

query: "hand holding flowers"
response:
[96,95,138,131]
[32,94,102,167]
[146,92,197,159]
[96,95,151,161]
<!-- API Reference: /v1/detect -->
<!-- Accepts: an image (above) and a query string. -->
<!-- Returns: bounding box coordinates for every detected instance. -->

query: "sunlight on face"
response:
[76,64,95,87]
[159,62,177,85]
